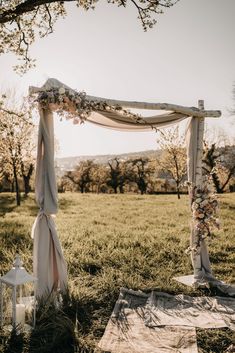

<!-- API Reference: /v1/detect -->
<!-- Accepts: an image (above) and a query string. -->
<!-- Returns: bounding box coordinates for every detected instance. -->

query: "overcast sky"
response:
[0,0,234,157]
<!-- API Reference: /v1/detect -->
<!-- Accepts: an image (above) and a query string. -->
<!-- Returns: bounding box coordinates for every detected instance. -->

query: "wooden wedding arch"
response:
[29,78,223,298]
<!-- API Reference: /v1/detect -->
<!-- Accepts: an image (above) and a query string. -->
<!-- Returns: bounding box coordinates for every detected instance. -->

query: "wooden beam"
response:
[29,78,221,118]
[86,95,221,118]
[195,100,205,187]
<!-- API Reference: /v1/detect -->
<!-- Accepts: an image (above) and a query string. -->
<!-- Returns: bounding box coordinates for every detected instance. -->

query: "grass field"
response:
[0,192,234,353]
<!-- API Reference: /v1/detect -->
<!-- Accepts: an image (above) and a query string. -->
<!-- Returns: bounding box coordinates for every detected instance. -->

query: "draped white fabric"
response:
[32,107,67,298]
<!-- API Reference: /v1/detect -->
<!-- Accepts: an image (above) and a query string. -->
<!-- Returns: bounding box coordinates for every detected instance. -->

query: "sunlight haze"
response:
[0,0,234,157]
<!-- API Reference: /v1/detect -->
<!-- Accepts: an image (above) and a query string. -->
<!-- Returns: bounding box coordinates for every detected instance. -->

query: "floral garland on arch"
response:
[186,178,220,255]
[37,87,143,124]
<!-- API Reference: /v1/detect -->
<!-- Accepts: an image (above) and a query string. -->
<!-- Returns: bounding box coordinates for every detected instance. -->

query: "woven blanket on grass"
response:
[98,288,235,353]
[145,291,235,330]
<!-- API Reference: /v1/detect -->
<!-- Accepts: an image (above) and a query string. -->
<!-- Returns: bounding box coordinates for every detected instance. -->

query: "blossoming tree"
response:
[0,0,178,73]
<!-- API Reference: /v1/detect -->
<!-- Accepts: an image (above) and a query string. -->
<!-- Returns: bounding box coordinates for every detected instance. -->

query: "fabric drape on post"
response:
[31,106,67,298]
[186,117,212,282]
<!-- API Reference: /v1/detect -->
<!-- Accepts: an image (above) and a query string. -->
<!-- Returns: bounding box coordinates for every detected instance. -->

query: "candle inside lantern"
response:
[16,304,25,326]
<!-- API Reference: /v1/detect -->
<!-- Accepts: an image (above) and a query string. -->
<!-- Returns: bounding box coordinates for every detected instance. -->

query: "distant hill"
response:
[56,149,160,175]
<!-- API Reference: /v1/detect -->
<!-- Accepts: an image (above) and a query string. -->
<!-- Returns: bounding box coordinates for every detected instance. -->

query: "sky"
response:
[0,0,235,157]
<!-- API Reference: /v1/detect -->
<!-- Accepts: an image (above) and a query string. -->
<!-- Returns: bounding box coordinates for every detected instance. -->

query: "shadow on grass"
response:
[58,197,77,212]
[21,203,39,217]
[0,193,38,217]
[210,250,235,266]
[78,290,117,334]
[197,327,233,353]
[0,329,24,353]
[1,287,233,353]
[27,293,77,353]
[27,291,99,353]
[0,194,17,216]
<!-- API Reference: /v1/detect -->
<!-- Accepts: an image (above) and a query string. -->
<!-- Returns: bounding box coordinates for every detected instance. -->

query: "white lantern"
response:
[0,255,37,331]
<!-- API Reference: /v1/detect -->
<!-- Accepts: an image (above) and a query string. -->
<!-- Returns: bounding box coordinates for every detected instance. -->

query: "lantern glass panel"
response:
[1,282,36,330]
[17,282,36,328]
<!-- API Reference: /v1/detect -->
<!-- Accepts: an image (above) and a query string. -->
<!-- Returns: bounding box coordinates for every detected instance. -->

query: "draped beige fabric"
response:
[31,107,67,298]
[87,111,187,131]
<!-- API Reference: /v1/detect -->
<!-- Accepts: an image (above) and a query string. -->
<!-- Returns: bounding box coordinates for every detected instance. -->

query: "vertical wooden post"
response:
[0,282,3,326]
[190,100,213,282]
[190,100,206,280]
[195,100,205,188]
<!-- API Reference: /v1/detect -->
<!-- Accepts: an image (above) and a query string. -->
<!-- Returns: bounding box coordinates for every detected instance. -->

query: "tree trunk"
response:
[22,163,33,197]
[140,184,145,194]
[13,163,20,206]
[174,154,181,199]
[23,175,31,196]
[176,185,181,199]
[211,171,223,193]
[119,183,124,193]
[220,167,235,193]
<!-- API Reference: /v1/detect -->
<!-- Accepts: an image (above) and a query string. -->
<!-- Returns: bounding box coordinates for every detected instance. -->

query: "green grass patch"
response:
[0,192,234,352]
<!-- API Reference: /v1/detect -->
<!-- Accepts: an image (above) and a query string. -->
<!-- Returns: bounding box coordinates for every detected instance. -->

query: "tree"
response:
[21,156,34,195]
[90,164,108,193]
[0,159,14,192]
[0,91,35,204]
[107,158,129,193]
[57,174,74,192]
[0,0,178,74]
[157,126,187,199]
[65,160,95,193]
[129,157,154,194]
[203,142,235,193]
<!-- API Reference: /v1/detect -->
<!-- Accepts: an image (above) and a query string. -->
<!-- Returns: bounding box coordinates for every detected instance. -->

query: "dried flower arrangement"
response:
[186,179,220,255]
[37,87,142,124]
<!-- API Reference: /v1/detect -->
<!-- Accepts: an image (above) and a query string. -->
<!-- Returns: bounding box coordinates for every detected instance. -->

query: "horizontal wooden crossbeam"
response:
[29,78,221,118]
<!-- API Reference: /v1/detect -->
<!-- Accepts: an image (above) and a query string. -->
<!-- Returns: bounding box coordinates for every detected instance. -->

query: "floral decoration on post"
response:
[36,87,142,124]
[186,179,220,255]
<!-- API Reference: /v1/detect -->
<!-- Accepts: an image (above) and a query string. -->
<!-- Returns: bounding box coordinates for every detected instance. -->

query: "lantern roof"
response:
[0,255,37,286]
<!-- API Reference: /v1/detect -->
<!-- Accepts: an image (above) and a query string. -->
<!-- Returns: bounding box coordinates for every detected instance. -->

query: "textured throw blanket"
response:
[98,288,235,353]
